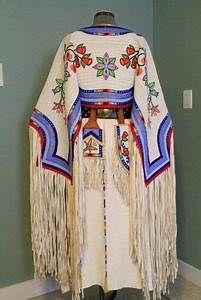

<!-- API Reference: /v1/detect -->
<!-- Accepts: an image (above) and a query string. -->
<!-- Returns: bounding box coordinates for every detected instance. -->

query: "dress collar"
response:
[78,25,133,36]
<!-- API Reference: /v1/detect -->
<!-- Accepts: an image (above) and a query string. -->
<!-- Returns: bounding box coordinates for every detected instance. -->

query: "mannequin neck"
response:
[92,11,117,26]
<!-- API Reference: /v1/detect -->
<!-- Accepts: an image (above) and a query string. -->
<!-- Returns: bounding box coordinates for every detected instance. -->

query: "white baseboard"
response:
[1,260,200,300]
[0,277,60,300]
[178,259,201,287]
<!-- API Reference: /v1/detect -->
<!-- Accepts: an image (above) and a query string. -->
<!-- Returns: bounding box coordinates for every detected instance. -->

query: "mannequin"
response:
[84,10,119,300]
[29,10,177,300]
[92,11,117,26]
[84,11,125,132]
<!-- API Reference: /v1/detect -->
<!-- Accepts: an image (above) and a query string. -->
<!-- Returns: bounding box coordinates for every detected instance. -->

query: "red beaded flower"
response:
[120,44,146,76]
[63,42,92,73]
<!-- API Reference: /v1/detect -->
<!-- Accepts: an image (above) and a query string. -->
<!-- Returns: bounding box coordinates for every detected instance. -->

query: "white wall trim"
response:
[178,259,201,287]
[0,277,60,300]
[1,260,201,300]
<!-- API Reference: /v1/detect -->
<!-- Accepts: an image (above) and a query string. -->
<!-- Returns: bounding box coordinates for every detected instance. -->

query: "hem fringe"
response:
[29,124,178,300]
[129,130,178,300]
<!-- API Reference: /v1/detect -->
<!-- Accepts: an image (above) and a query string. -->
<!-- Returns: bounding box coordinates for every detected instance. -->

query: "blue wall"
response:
[154,0,201,269]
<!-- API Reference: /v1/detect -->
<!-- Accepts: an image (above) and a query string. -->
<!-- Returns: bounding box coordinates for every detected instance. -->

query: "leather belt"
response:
[81,107,131,119]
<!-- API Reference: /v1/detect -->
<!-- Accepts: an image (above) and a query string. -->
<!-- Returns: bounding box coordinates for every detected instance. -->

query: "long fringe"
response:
[112,124,130,206]
[129,131,178,300]
[29,126,70,293]
[30,125,87,300]
[66,131,87,300]
[83,158,105,191]
[30,123,178,300]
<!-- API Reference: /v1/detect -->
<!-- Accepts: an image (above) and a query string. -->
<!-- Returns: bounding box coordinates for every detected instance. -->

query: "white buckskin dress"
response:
[29,25,178,300]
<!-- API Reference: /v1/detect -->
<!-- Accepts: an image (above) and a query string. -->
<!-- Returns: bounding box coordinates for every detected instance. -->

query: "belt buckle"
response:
[97,108,114,118]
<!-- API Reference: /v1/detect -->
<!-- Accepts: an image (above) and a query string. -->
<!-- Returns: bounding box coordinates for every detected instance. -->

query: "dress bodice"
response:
[65,26,146,109]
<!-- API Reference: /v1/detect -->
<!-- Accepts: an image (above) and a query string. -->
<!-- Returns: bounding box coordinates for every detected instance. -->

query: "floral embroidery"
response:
[120,45,146,76]
[142,66,160,128]
[116,126,129,171]
[51,42,72,116]
[51,42,92,117]
[52,78,68,114]
[63,42,93,73]
[92,52,118,80]
[83,128,103,157]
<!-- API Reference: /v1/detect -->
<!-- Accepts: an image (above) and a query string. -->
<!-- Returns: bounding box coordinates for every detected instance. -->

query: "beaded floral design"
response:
[120,45,146,76]
[63,42,93,73]
[117,127,129,171]
[52,78,68,114]
[92,52,118,80]
[142,65,160,128]
[52,42,92,116]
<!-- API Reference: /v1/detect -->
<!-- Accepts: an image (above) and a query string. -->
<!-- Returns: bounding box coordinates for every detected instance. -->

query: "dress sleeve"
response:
[29,33,81,180]
[28,33,80,294]
[131,35,174,185]
[130,36,178,300]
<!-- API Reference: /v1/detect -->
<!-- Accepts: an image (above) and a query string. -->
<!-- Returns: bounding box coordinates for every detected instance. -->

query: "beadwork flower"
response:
[52,101,65,114]
[63,42,92,73]
[51,78,67,115]
[149,104,160,116]
[123,147,129,156]
[122,131,129,140]
[142,67,160,124]
[92,52,118,80]
[117,127,130,171]
[120,45,146,76]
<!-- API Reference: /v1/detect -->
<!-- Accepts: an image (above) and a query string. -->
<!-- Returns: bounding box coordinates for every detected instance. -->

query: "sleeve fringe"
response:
[129,130,178,300]
[29,126,71,293]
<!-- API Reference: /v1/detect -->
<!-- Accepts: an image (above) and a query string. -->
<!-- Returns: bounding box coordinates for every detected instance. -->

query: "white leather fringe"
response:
[82,125,105,192]
[29,126,70,293]
[83,157,105,191]
[129,131,178,300]
[30,124,178,300]
[111,124,130,206]
[66,132,87,300]
[29,126,87,300]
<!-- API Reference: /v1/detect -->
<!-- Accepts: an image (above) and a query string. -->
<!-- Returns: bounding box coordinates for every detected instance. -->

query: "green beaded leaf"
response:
[109,70,115,78]
[97,69,104,77]
[150,89,159,97]
[83,53,91,58]
[109,57,116,64]
[64,42,73,51]
[76,43,84,48]
[81,60,86,68]
[97,56,104,63]
[122,53,129,59]
[53,86,61,93]
[56,78,64,85]
[148,82,155,89]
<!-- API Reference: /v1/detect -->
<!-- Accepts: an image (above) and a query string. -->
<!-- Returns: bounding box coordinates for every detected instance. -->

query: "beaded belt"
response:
[79,86,133,118]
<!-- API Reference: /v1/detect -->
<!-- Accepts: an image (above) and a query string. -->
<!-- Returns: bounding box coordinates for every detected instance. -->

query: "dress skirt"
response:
[77,117,153,293]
